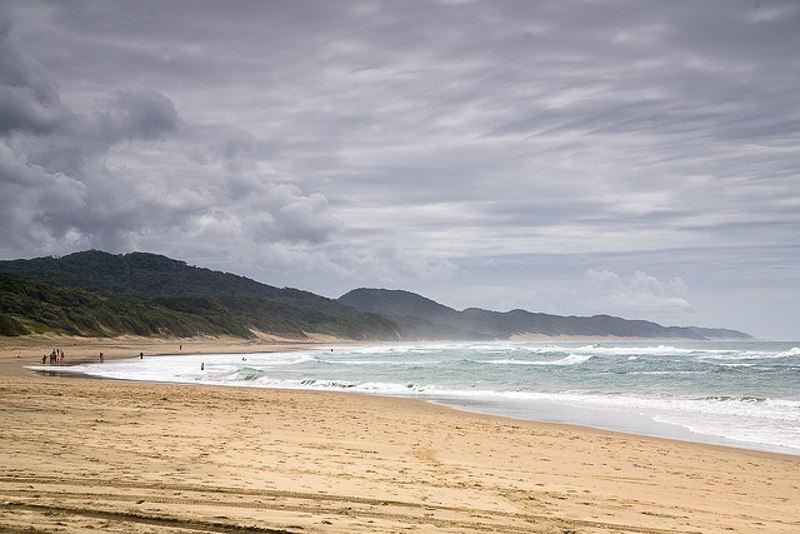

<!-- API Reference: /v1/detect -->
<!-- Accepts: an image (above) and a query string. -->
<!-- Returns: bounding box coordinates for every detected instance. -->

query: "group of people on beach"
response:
[42,349,65,365]
[38,349,148,365]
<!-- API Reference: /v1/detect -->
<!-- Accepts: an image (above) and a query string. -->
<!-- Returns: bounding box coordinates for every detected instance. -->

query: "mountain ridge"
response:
[337,287,753,341]
[0,251,753,341]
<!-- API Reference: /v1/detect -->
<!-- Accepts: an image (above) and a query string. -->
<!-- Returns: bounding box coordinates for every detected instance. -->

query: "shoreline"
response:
[22,351,800,460]
[2,334,799,532]
[0,332,349,376]
[4,334,797,458]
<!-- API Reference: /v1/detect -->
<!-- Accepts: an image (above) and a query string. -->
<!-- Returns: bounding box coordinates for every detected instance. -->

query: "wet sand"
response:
[1,335,799,533]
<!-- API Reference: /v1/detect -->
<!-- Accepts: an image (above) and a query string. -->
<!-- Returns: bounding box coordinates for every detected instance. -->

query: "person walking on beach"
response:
[99,352,104,362]
[140,352,144,359]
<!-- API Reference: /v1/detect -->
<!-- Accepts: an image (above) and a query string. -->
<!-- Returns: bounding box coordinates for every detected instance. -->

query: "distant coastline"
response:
[0,329,760,374]
[1,250,753,343]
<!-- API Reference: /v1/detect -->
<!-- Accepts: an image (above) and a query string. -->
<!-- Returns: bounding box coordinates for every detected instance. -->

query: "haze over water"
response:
[50,341,800,456]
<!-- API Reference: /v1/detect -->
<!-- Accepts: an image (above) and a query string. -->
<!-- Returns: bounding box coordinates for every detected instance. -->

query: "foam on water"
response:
[35,340,800,455]
[476,353,593,366]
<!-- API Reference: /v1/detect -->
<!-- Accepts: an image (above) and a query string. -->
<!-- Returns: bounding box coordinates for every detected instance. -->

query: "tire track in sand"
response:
[0,475,703,533]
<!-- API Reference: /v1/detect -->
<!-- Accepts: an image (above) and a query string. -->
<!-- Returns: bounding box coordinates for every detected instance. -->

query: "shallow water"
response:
[39,340,800,456]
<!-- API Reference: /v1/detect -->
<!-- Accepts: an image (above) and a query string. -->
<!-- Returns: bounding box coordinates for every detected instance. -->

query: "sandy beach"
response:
[1,335,799,533]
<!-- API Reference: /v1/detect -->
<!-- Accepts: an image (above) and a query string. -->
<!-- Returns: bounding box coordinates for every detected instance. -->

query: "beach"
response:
[1,336,799,533]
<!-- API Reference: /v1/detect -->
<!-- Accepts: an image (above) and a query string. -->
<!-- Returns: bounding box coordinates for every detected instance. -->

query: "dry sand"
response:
[1,335,799,533]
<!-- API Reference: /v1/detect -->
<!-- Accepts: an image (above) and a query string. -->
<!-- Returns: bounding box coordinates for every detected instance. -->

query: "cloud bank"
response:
[0,9,343,273]
[585,269,692,315]
[1,1,799,338]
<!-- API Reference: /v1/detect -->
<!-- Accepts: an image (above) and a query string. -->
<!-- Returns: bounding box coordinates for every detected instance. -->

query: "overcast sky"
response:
[1,1,798,339]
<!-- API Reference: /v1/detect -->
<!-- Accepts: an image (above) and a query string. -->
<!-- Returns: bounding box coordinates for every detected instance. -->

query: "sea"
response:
[39,340,800,456]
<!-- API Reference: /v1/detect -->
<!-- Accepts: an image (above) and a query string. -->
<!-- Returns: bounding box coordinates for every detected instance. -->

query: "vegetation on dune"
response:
[0,273,203,337]
[0,250,352,315]
[0,253,399,340]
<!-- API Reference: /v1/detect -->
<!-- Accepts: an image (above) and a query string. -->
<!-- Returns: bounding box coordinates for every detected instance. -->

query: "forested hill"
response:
[0,250,345,315]
[0,251,753,341]
[0,251,397,339]
[338,288,754,341]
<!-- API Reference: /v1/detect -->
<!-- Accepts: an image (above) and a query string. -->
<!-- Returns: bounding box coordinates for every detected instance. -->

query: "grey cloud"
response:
[335,243,458,286]
[0,83,67,135]
[235,183,343,246]
[0,16,68,135]
[1,0,799,337]
[0,84,178,181]
[0,9,343,263]
[217,130,257,163]
[188,127,258,174]
[584,269,692,314]
[112,89,179,141]
[0,143,87,251]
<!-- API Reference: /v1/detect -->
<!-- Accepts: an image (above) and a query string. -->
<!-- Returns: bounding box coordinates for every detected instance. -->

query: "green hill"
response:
[0,250,351,315]
[338,288,754,341]
[0,251,753,341]
[0,272,203,337]
[0,252,398,340]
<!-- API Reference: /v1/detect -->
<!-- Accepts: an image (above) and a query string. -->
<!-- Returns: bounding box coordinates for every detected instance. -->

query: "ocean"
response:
[41,340,800,456]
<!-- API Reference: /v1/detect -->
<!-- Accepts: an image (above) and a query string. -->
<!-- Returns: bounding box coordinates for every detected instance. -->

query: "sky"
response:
[1,1,798,340]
